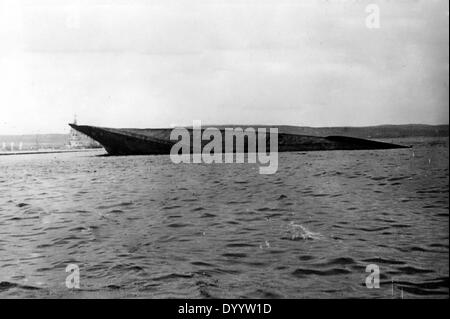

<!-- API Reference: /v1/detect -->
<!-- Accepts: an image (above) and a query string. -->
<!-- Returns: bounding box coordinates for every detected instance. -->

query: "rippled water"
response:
[0,137,448,298]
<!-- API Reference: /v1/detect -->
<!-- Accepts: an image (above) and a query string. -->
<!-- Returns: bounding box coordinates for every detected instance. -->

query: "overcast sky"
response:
[0,0,448,134]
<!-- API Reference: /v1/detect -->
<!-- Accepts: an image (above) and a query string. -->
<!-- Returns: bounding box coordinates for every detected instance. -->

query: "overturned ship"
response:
[69,124,408,156]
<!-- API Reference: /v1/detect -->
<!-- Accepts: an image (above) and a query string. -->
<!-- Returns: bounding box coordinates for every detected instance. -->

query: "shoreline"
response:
[0,148,103,156]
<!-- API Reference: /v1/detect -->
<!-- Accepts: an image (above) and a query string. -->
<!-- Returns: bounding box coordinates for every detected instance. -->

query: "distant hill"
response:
[210,124,449,138]
[276,124,449,138]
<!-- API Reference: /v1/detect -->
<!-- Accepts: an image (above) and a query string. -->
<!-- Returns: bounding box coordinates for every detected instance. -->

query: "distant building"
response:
[68,116,101,149]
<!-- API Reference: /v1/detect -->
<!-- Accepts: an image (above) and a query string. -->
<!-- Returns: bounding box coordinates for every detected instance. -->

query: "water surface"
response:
[0,137,448,298]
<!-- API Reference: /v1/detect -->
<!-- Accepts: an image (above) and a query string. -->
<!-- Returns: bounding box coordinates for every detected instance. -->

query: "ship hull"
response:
[69,124,408,156]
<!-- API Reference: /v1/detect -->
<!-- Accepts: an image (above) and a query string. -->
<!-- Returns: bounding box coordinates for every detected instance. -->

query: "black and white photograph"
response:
[0,0,448,304]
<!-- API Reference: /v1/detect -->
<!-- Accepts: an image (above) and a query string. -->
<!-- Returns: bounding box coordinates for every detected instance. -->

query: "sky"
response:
[0,0,448,134]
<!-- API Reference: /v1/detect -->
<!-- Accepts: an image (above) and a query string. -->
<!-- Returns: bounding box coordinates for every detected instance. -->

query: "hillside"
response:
[211,124,449,138]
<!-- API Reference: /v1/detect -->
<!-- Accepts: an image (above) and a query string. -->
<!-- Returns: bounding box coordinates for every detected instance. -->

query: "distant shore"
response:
[0,148,103,156]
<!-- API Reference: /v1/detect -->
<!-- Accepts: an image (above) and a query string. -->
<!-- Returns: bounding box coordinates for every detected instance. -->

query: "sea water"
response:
[0,137,448,298]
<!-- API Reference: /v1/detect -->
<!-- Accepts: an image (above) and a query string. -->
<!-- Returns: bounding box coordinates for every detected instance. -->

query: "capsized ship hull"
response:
[69,124,409,156]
